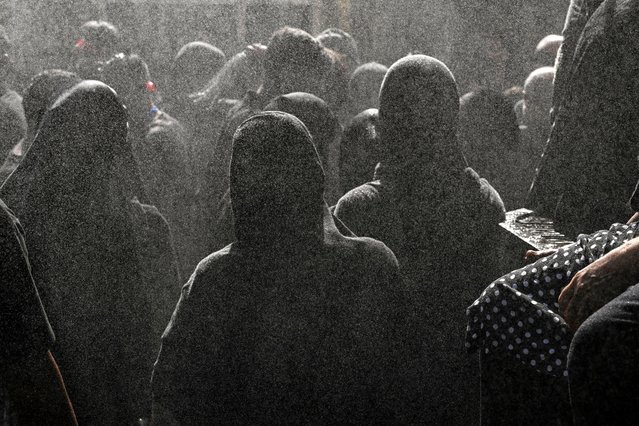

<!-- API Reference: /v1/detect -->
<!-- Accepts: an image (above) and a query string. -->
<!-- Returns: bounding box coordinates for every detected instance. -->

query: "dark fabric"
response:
[552,0,606,111]
[335,55,506,424]
[339,108,381,194]
[170,42,226,98]
[459,89,523,210]
[568,282,639,426]
[152,112,405,424]
[0,81,157,424]
[203,90,269,252]
[264,92,338,172]
[528,0,639,237]
[479,351,572,425]
[129,109,195,276]
[348,62,387,119]
[0,198,53,366]
[264,92,342,204]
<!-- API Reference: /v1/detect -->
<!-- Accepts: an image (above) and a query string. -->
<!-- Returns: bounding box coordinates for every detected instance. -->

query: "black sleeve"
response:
[0,201,54,366]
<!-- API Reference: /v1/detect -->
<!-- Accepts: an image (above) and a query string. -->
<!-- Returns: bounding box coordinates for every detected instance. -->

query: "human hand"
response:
[524,249,557,264]
[627,211,639,224]
[559,241,639,331]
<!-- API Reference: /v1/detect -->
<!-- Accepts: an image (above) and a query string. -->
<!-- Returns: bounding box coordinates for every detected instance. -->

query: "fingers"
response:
[559,271,588,331]
[627,211,639,224]
[558,273,578,315]
[524,249,557,264]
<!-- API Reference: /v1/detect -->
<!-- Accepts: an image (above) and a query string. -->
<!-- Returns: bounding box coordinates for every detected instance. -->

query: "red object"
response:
[145,80,157,93]
[74,38,88,49]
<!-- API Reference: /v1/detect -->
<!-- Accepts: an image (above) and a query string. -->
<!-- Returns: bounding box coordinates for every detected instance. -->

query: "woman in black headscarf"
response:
[211,92,343,250]
[335,55,505,424]
[152,111,405,424]
[1,80,178,424]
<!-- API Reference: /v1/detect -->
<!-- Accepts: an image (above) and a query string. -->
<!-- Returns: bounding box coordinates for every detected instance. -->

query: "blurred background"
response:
[2,0,568,93]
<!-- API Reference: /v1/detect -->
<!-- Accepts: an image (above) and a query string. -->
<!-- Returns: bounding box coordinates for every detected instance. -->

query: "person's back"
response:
[529,0,639,236]
[152,112,404,424]
[335,55,505,424]
[1,69,81,184]
[0,81,156,423]
[458,88,522,209]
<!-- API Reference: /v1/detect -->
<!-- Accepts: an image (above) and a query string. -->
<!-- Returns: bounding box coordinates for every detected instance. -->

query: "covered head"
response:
[100,53,155,123]
[230,111,325,245]
[73,21,121,79]
[535,34,563,67]
[349,62,388,114]
[262,27,331,98]
[171,42,226,95]
[264,92,339,168]
[459,88,520,153]
[22,69,81,139]
[378,55,461,165]
[1,80,130,222]
[523,66,555,125]
[317,28,360,72]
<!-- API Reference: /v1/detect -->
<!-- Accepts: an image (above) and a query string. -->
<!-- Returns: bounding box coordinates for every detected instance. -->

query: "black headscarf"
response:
[172,41,226,96]
[230,111,325,246]
[376,55,475,251]
[0,80,148,423]
[263,92,339,170]
[378,55,464,172]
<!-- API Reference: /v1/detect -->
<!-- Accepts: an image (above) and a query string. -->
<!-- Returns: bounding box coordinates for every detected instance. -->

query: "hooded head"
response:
[317,28,360,73]
[171,42,226,96]
[264,92,340,169]
[523,66,555,127]
[230,111,325,245]
[349,62,388,114]
[73,20,121,79]
[262,27,331,99]
[101,53,156,127]
[21,69,81,146]
[378,55,462,170]
[534,34,563,67]
[1,80,137,233]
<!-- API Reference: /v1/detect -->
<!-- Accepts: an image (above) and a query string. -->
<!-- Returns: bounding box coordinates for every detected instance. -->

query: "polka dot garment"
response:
[466,222,639,377]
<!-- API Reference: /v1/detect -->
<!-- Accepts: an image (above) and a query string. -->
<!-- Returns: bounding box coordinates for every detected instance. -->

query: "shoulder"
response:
[183,244,238,296]
[460,167,506,223]
[341,234,400,273]
[335,181,383,219]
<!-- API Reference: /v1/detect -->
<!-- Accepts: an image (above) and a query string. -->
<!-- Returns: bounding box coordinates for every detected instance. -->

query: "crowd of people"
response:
[1,0,638,424]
